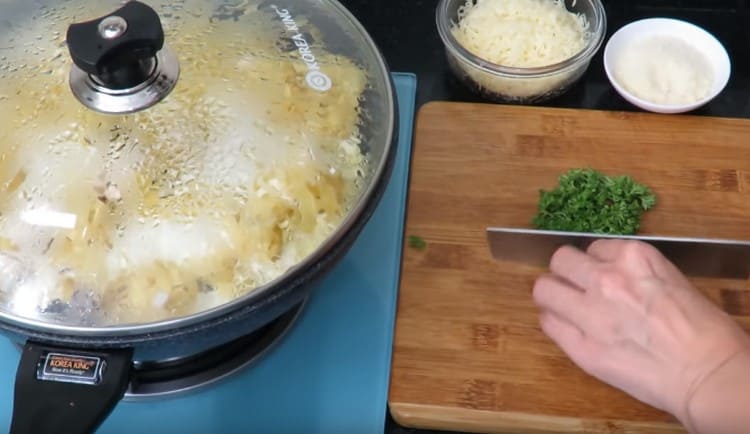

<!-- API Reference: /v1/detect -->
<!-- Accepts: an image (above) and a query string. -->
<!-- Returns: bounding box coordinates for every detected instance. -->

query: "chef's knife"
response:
[486,227,750,279]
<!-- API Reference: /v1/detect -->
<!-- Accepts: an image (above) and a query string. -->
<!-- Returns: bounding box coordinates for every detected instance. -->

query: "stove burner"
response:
[124,301,305,401]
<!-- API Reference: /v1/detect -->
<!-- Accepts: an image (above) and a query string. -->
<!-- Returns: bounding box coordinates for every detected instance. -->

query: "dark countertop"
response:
[343,0,750,116]
[335,1,750,433]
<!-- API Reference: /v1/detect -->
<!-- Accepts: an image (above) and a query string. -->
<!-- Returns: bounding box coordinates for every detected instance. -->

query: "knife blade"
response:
[486,227,750,279]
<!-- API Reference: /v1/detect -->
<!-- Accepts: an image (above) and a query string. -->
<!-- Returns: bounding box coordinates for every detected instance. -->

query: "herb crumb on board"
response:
[407,235,427,250]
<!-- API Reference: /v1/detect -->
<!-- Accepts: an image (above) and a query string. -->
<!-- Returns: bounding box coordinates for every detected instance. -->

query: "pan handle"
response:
[10,341,133,434]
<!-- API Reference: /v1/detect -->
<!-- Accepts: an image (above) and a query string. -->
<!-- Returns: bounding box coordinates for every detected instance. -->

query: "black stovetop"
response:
[335,1,750,433]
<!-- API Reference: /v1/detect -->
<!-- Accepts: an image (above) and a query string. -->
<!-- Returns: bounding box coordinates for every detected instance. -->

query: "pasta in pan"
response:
[0,0,370,325]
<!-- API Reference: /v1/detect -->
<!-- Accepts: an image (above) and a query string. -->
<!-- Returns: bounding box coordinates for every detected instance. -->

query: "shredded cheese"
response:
[452,0,590,68]
[447,0,592,101]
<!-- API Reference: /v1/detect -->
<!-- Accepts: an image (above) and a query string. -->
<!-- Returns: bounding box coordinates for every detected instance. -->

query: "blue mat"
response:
[0,72,417,434]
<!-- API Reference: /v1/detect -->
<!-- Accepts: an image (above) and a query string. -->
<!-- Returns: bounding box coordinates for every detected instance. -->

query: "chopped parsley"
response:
[532,168,656,235]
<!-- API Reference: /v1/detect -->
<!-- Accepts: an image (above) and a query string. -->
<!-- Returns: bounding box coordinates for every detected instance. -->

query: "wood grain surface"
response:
[388,102,750,434]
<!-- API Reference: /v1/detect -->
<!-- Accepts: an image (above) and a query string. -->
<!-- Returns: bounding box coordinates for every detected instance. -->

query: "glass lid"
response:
[0,0,394,332]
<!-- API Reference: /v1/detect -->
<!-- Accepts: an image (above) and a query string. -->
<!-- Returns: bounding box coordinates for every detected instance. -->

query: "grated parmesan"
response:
[613,35,714,106]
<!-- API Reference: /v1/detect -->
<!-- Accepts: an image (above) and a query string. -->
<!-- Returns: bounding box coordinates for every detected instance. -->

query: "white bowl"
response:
[603,18,730,114]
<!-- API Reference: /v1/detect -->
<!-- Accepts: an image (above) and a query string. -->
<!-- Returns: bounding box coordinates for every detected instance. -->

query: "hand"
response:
[532,239,750,427]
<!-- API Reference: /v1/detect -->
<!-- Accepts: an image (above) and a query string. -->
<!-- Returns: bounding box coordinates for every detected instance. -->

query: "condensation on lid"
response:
[0,0,394,331]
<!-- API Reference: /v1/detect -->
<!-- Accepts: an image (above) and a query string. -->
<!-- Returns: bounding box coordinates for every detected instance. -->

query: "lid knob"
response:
[65,1,180,114]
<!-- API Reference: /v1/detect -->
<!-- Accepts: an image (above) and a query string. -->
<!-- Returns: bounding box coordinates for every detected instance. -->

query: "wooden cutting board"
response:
[388,102,750,434]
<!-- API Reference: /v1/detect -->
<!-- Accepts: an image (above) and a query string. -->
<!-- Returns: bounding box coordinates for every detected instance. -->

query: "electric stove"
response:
[0,72,417,434]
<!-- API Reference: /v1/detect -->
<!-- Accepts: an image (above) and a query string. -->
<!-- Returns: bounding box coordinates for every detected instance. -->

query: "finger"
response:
[639,247,693,288]
[586,238,627,262]
[549,244,603,291]
[539,310,602,370]
[588,239,659,278]
[533,274,587,326]
[589,238,690,286]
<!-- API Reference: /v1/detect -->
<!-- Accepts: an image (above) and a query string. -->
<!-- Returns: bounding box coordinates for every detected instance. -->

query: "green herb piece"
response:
[532,168,656,235]
[408,235,427,250]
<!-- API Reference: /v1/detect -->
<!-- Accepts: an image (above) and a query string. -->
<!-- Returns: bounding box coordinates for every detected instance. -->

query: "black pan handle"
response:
[10,342,133,434]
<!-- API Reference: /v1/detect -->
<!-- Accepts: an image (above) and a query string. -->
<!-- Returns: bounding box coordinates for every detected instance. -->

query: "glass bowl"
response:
[436,0,607,104]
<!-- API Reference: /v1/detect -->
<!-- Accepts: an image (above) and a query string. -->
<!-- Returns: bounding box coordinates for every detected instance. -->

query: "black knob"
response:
[66,1,165,89]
